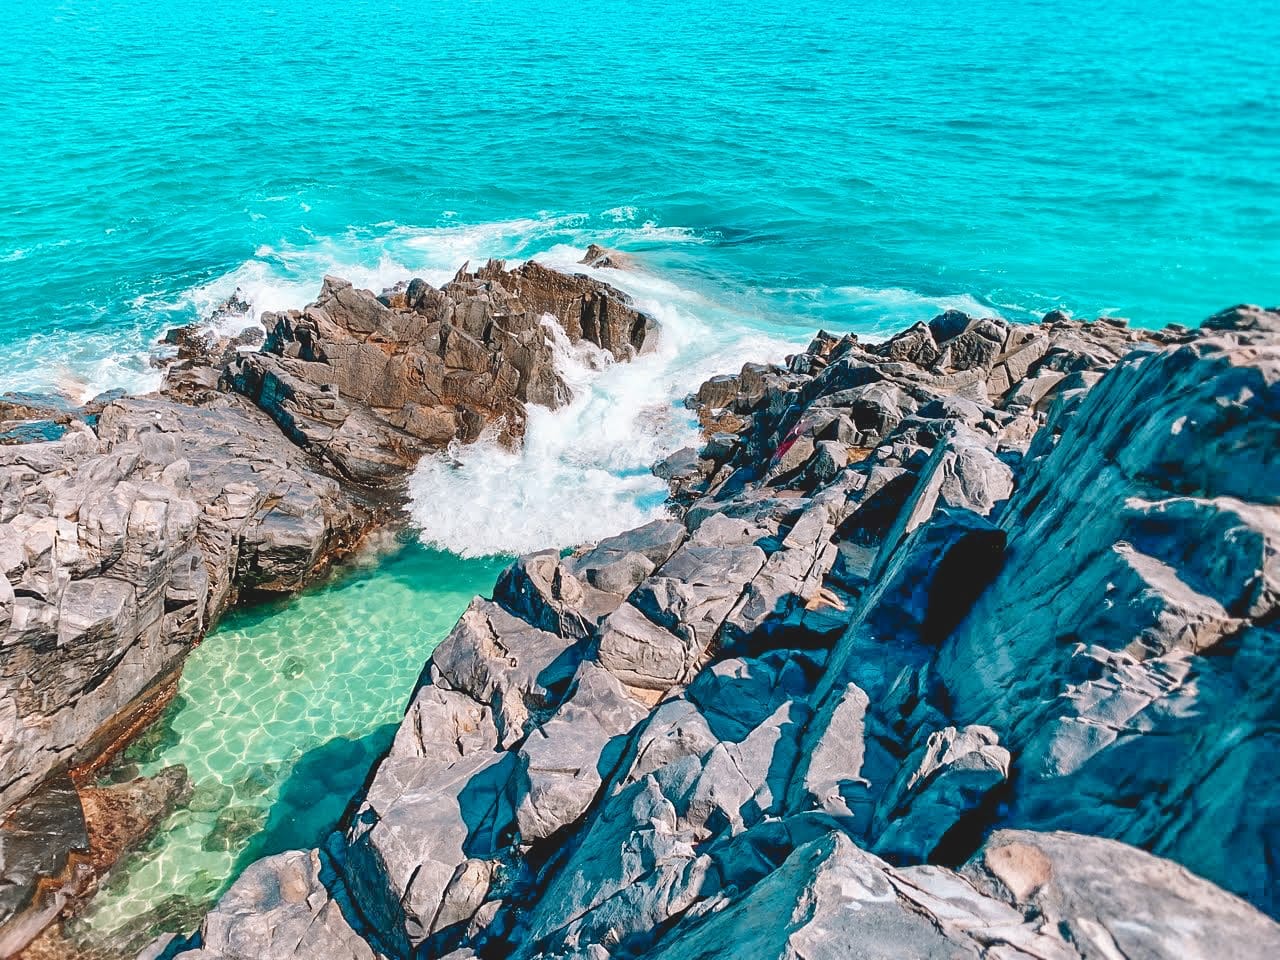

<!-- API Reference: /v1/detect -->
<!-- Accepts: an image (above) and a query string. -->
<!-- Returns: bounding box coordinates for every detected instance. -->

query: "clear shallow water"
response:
[70,542,508,952]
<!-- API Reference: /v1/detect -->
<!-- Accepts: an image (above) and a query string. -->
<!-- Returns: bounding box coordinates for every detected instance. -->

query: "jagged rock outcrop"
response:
[228,260,653,484]
[0,396,371,816]
[155,849,383,960]
[0,262,656,956]
[170,305,1280,959]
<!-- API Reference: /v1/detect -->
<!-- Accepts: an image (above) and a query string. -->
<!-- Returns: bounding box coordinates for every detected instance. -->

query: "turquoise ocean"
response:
[2,0,1277,950]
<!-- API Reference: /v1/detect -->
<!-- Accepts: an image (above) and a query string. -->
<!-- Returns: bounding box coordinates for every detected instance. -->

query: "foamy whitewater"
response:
[410,244,800,556]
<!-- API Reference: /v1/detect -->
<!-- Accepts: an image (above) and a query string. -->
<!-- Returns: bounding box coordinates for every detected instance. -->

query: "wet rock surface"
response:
[170,305,1280,959]
[0,263,655,955]
[229,260,653,485]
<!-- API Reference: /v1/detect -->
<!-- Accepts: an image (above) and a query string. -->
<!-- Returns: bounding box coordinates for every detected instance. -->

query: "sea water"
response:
[3,0,1276,950]
[72,543,508,950]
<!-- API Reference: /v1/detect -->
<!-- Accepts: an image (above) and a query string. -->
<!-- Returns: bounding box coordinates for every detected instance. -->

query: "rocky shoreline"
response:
[147,299,1280,958]
[0,258,654,957]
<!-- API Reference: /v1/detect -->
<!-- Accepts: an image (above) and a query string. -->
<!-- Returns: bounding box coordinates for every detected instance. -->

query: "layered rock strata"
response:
[0,260,654,954]
[170,303,1280,960]
[227,260,652,484]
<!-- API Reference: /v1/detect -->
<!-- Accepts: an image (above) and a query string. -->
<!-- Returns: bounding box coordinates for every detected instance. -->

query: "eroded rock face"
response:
[0,262,657,956]
[172,306,1280,959]
[0,397,372,819]
[170,849,386,960]
[228,260,654,485]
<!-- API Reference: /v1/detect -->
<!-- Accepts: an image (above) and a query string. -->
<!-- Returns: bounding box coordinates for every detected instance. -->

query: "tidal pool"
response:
[72,538,508,953]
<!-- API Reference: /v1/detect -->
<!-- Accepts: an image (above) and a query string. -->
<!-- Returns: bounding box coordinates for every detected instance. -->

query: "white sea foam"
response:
[831,284,1001,335]
[408,249,798,557]
[1,214,724,401]
[3,214,1000,553]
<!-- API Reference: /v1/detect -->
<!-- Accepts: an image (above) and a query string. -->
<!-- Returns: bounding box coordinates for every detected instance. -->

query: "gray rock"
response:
[646,829,1280,960]
[174,849,384,960]
[175,309,1280,960]
[873,424,1013,578]
[430,598,583,747]
[595,601,691,692]
[513,663,649,842]
[495,551,624,640]
[961,830,1280,960]
[630,519,767,663]
[1201,304,1280,333]
[870,724,1010,863]
[932,335,1280,910]
[343,682,510,952]
[565,519,688,597]
[0,395,371,817]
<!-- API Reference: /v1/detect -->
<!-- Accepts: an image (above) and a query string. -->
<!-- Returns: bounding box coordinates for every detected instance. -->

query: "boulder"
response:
[174,849,385,960]
[870,725,1009,863]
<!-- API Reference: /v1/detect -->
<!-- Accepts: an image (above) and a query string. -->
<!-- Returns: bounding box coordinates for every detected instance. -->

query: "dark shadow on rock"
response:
[921,526,1006,646]
[456,754,520,863]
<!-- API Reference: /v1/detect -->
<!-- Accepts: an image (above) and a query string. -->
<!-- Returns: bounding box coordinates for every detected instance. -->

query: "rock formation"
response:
[228,260,652,484]
[166,304,1280,959]
[0,261,655,956]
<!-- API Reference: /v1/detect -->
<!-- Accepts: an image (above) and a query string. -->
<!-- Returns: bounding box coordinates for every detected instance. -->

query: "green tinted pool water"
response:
[72,538,507,953]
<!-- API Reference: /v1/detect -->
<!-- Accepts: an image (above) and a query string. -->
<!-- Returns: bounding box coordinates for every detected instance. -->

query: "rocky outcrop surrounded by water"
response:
[0,261,654,955]
[169,303,1280,959]
[226,260,652,484]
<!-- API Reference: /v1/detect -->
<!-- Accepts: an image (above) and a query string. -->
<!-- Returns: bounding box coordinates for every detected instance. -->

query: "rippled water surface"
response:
[3,0,1277,402]
[71,543,507,951]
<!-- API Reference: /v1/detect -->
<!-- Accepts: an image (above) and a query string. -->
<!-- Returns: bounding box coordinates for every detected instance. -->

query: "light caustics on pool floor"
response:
[72,540,508,954]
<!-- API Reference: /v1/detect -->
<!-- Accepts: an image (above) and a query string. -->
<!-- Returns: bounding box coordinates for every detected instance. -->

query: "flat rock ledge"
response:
[0,259,655,955]
[164,303,1280,960]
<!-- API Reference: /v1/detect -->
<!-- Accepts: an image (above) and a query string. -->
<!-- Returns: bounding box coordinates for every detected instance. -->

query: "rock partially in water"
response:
[169,849,386,960]
[20,297,1280,959]
[0,395,374,820]
[0,767,191,959]
[172,305,1279,960]
[0,260,656,955]
[228,260,654,485]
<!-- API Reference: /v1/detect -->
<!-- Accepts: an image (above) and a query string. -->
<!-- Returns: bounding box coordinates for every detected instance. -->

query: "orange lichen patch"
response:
[984,840,1054,901]
[697,408,749,437]
[68,678,179,791]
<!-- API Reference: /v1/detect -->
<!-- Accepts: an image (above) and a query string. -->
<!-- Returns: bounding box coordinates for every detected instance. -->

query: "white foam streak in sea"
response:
[831,284,1001,333]
[408,251,798,557]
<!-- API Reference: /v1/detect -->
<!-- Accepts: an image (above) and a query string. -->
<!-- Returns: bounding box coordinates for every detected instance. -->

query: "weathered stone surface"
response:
[338,675,512,954]
[870,724,1009,863]
[176,307,1280,960]
[430,598,583,748]
[513,662,649,842]
[494,552,621,641]
[0,261,662,956]
[230,263,653,485]
[931,334,1280,910]
[0,396,371,817]
[173,849,385,960]
[0,774,88,951]
[645,829,1280,960]
[630,518,767,662]
[564,518,688,594]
